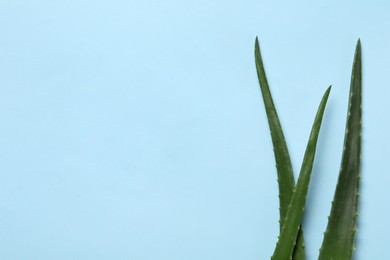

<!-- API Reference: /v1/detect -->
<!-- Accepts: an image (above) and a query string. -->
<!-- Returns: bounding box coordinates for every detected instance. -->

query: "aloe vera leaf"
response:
[271,86,331,260]
[254,37,305,259]
[318,40,362,260]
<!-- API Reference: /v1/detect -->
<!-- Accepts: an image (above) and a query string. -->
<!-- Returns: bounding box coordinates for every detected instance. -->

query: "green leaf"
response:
[319,39,362,260]
[271,86,331,260]
[254,37,305,259]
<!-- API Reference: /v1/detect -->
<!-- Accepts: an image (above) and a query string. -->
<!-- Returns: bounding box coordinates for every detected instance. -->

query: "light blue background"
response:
[0,0,388,259]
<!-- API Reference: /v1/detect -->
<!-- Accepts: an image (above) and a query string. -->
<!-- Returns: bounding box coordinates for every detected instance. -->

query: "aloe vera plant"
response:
[254,38,362,259]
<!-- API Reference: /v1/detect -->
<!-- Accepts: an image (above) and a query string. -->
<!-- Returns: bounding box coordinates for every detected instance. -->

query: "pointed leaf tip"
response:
[255,37,260,52]
[325,85,332,95]
[355,39,361,55]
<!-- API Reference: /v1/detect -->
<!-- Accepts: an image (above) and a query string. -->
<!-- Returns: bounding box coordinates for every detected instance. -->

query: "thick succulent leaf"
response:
[271,86,331,260]
[254,37,305,259]
[319,40,362,260]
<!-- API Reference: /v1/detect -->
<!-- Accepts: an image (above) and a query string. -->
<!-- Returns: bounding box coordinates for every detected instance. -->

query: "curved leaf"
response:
[254,37,305,259]
[271,86,331,260]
